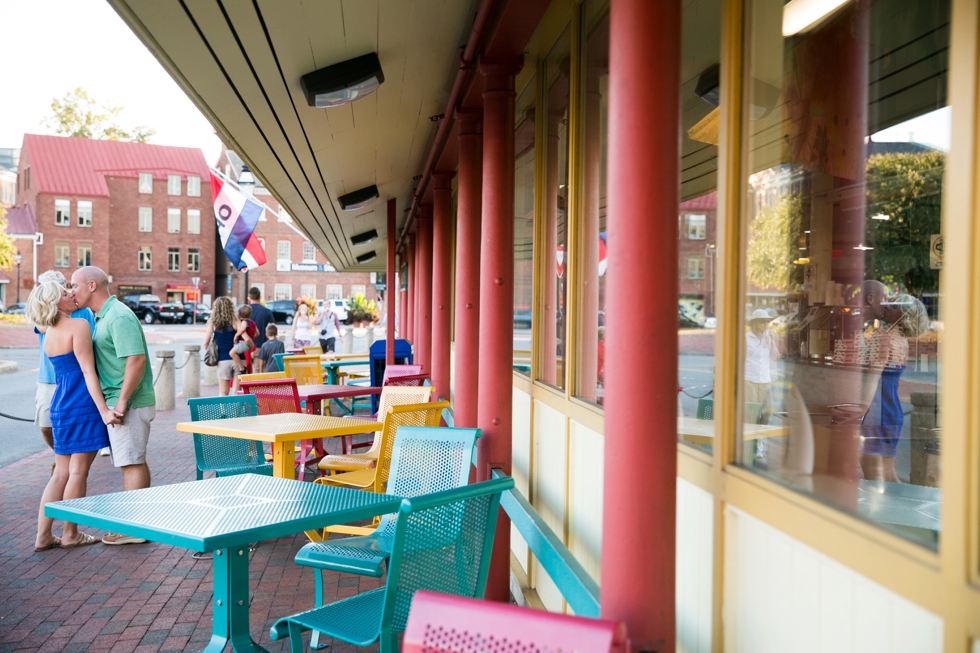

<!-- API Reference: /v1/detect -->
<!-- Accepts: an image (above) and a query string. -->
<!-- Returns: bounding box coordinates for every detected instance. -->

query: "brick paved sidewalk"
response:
[0,387,381,653]
[0,324,176,349]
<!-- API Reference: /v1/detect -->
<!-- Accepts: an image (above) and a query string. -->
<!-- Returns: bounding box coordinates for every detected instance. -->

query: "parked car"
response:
[513,308,532,329]
[182,303,212,324]
[121,294,185,324]
[267,300,296,325]
[4,302,26,315]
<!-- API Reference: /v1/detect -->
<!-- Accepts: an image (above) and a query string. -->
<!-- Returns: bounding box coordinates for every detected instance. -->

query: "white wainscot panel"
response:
[531,399,567,613]
[568,420,604,585]
[676,478,713,653]
[724,506,943,653]
[511,387,532,573]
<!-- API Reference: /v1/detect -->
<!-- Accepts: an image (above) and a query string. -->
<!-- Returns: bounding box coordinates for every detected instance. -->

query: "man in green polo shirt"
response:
[71,267,155,546]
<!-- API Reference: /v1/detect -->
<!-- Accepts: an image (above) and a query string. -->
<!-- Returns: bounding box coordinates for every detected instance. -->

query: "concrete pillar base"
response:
[155,350,175,411]
[182,345,201,398]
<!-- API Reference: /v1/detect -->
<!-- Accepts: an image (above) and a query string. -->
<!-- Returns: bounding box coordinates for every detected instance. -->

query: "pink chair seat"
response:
[403,591,627,653]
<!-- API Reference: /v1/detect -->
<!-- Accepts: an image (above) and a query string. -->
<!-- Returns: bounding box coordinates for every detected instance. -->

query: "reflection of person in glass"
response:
[744,308,781,424]
[859,280,930,483]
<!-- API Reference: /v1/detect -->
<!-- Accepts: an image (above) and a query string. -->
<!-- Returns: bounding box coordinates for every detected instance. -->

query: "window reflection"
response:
[740,0,948,547]
[514,80,536,375]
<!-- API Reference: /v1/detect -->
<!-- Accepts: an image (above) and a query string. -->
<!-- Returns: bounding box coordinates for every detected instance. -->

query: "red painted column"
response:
[416,206,434,375]
[399,247,407,339]
[386,199,396,365]
[477,60,521,603]
[453,109,483,427]
[600,1,680,651]
[430,173,455,400]
[406,237,415,345]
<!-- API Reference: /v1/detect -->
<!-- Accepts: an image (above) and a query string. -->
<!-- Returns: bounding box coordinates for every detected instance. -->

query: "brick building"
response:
[15,134,216,304]
[678,191,718,322]
[214,149,377,306]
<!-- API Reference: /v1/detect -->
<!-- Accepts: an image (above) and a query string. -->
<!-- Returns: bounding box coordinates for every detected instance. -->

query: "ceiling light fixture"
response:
[300,53,384,108]
[350,229,379,246]
[356,251,377,264]
[338,185,380,211]
[871,213,890,220]
[782,0,850,36]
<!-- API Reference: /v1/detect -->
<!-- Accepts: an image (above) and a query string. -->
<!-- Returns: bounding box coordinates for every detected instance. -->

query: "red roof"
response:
[3,205,36,234]
[22,134,209,198]
[679,191,717,211]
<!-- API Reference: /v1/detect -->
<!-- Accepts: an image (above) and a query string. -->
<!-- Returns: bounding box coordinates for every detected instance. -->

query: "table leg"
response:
[327,366,338,384]
[272,440,295,479]
[203,546,269,653]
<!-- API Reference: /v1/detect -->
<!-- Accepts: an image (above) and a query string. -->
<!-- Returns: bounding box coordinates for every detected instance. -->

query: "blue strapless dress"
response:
[49,352,110,455]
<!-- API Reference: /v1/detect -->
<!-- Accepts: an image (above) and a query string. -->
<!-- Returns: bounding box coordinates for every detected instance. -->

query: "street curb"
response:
[0,360,18,374]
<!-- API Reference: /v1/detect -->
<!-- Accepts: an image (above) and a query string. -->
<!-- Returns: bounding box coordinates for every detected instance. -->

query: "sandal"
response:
[34,537,61,552]
[61,532,98,548]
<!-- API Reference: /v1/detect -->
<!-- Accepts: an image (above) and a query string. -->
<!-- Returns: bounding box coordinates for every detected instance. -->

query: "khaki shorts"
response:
[108,405,155,467]
[35,383,56,429]
[217,359,241,380]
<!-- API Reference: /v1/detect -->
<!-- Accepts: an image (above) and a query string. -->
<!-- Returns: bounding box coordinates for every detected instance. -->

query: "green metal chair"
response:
[296,425,479,649]
[695,398,764,462]
[188,395,273,480]
[270,476,513,653]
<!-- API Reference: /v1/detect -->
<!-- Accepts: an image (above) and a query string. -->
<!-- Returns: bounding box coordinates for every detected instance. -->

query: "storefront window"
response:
[739,0,949,547]
[537,30,571,390]
[514,79,536,375]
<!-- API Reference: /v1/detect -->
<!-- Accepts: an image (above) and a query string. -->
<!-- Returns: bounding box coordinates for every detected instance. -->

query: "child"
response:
[256,323,285,373]
[229,305,257,374]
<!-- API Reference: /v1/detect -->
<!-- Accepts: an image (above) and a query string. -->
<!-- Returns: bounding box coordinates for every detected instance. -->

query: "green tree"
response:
[747,194,804,291]
[45,87,155,143]
[0,206,17,271]
[865,151,944,296]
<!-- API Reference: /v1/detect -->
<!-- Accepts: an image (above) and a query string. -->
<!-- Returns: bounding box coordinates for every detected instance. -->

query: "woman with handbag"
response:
[203,297,249,396]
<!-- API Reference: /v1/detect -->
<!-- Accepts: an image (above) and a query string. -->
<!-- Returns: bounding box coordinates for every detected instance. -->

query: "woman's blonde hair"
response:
[25,281,64,328]
[210,296,236,330]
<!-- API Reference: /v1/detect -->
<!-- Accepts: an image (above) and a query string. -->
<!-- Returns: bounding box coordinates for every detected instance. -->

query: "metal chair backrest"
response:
[696,398,763,424]
[272,351,295,374]
[403,590,627,653]
[383,372,428,387]
[382,364,422,385]
[188,395,263,478]
[241,378,301,414]
[374,401,450,490]
[381,477,513,635]
[361,386,436,455]
[303,346,322,356]
[239,371,286,382]
[283,354,323,385]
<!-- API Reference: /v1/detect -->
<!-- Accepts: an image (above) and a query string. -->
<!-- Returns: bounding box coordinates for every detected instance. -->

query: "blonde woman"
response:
[26,281,118,551]
[290,301,313,348]
[204,296,248,395]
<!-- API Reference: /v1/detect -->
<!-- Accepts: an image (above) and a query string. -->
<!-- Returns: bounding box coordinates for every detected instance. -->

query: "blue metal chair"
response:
[188,395,273,480]
[270,476,513,653]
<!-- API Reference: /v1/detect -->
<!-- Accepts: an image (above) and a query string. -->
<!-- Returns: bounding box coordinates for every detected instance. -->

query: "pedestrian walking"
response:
[247,287,273,349]
[203,296,242,395]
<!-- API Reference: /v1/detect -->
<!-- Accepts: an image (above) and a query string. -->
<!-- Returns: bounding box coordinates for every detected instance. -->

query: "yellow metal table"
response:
[677,417,791,446]
[176,413,382,480]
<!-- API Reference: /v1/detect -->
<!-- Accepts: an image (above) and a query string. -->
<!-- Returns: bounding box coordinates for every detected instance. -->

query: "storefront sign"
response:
[117,284,151,295]
[930,234,944,269]
[276,261,337,272]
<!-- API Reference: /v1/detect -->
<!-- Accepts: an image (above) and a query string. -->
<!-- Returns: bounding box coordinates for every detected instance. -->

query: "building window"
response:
[300,283,317,299]
[325,284,343,300]
[138,207,152,232]
[187,209,201,234]
[55,199,70,226]
[77,200,93,227]
[77,243,92,267]
[167,175,181,195]
[277,241,291,261]
[187,248,200,272]
[167,208,181,233]
[138,246,152,271]
[350,284,366,298]
[686,214,707,240]
[54,241,69,268]
[167,247,180,272]
[302,241,316,262]
[274,284,292,301]
[139,173,153,194]
[187,176,201,197]
[687,256,705,280]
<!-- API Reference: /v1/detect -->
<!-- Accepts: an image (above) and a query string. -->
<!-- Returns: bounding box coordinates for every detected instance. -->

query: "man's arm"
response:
[114,354,146,416]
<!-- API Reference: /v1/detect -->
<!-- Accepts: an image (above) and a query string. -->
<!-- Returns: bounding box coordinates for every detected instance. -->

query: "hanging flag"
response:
[598,232,607,276]
[209,172,267,270]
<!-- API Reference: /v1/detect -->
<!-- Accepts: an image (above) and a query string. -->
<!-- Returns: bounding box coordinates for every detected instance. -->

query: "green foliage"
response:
[864,151,944,296]
[346,292,379,324]
[0,206,16,272]
[45,87,155,143]
[746,194,804,291]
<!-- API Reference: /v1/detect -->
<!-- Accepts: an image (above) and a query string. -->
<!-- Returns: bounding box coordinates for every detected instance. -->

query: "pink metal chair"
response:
[402,591,627,653]
[240,379,319,475]
[381,363,422,385]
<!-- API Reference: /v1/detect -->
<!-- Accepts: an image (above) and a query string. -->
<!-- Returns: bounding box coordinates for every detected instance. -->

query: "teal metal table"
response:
[46,474,403,653]
[320,359,369,385]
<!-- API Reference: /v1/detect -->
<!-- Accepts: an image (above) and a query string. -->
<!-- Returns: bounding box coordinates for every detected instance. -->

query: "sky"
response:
[0,0,223,163]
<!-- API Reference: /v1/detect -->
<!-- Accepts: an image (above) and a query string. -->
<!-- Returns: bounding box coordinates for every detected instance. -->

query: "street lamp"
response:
[15,253,23,303]
[238,165,256,303]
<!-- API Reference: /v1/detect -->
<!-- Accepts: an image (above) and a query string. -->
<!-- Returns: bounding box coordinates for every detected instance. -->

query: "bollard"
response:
[365,325,375,350]
[183,344,201,398]
[203,360,218,386]
[343,327,354,354]
[155,350,176,411]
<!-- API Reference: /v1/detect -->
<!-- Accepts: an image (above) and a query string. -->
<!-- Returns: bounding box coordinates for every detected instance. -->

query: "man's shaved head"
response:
[75,266,109,290]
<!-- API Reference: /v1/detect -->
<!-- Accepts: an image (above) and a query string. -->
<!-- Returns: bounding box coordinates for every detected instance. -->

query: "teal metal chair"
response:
[273,351,296,374]
[188,395,273,480]
[270,476,513,653]
[295,425,479,648]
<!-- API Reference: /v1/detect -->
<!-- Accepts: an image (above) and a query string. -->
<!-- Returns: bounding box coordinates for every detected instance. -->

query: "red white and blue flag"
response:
[209,171,267,271]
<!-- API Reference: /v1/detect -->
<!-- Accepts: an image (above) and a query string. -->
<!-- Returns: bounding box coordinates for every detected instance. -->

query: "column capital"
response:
[479,58,523,92]
[418,204,433,219]
[432,171,456,189]
[455,107,484,135]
